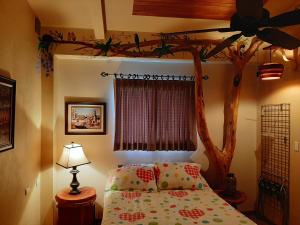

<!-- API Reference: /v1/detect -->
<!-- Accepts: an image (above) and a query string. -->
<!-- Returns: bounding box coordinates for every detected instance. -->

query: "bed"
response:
[102,163,256,225]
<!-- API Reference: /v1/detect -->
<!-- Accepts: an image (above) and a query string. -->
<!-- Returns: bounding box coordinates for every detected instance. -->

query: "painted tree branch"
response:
[43,37,221,57]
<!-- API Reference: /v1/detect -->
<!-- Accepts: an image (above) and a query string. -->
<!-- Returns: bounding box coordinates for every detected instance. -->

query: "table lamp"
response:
[57,143,91,195]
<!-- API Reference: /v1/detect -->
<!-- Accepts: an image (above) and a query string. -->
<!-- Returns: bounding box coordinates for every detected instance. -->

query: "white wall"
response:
[53,55,258,218]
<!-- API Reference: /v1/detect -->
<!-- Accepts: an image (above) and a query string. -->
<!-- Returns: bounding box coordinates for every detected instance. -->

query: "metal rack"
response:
[258,104,290,225]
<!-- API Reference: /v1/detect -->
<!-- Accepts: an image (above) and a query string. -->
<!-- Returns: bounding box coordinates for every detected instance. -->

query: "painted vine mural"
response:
[39,31,263,186]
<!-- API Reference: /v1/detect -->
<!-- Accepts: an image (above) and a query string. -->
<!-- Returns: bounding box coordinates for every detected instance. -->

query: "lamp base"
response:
[69,189,81,195]
[69,166,81,195]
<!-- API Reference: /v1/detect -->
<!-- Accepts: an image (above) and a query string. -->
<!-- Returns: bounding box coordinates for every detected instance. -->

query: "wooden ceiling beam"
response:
[133,0,268,20]
[133,0,236,20]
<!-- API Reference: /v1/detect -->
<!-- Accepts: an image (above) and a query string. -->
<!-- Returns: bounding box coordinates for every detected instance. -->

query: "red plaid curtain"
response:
[114,79,197,151]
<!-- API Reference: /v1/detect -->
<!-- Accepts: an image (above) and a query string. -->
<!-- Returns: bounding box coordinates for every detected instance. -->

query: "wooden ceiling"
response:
[133,0,268,20]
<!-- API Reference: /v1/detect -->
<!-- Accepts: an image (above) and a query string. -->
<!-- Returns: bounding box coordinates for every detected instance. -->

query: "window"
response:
[114,79,197,151]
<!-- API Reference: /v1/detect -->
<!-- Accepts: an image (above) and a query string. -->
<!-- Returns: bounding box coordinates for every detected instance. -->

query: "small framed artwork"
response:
[65,102,106,135]
[0,75,16,152]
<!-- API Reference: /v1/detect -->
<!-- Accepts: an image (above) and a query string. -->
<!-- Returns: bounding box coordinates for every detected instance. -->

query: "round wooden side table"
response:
[55,186,96,225]
[215,190,247,209]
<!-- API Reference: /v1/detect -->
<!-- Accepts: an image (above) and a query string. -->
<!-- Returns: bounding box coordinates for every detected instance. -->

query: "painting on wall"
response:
[0,75,16,152]
[65,102,106,135]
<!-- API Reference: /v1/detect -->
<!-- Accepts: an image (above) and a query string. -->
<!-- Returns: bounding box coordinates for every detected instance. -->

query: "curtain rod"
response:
[100,72,209,81]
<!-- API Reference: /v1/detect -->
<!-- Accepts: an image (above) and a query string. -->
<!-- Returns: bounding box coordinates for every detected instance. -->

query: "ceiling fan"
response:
[164,0,300,59]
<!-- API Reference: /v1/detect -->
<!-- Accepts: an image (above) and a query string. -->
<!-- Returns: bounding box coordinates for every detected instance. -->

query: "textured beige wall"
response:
[39,27,99,225]
[28,0,105,39]
[0,0,41,225]
[40,73,54,225]
[52,55,258,219]
[258,64,300,225]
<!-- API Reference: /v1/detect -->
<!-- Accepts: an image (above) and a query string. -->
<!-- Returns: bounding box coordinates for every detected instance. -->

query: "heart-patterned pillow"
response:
[136,168,155,183]
[119,212,145,222]
[184,165,200,179]
[179,209,205,219]
[155,162,206,190]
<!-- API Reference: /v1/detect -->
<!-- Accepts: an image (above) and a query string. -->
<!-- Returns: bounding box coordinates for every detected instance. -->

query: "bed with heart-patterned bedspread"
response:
[101,187,256,225]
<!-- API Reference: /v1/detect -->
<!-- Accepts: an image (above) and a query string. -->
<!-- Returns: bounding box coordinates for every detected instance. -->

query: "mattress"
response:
[102,187,256,225]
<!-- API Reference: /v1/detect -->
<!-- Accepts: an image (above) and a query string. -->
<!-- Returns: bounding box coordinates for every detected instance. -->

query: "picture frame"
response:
[65,102,106,135]
[0,75,16,152]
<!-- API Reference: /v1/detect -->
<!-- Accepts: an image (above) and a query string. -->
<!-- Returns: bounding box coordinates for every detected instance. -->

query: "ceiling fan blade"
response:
[236,0,263,20]
[269,9,300,27]
[206,33,243,59]
[163,28,233,36]
[257,28,300,49]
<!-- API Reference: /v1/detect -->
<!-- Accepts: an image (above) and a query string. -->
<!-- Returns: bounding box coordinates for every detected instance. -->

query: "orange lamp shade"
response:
[257,63,284,80]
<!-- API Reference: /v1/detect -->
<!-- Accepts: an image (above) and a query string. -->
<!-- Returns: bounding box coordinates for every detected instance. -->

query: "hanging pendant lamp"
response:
[257,63,284,80]
[258,48,284,80]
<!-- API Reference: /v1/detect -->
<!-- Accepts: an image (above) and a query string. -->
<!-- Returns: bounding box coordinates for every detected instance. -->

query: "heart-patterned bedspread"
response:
[102,188,256,225]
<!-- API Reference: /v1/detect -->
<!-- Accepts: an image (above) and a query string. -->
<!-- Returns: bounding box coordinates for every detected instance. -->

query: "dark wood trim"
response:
[65,102,106,135]
[0,75,16,153]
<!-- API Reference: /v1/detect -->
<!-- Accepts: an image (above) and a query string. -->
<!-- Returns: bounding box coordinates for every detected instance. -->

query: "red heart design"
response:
[168,191,188,197]
[179,209,204,219]
[122,191,141,200]
[136,168,154,182]
[119,212,145,222]
[184,165,200,179]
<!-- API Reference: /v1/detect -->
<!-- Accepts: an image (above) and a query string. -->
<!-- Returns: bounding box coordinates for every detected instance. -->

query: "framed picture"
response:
[65,102,106,135]
[0,76,16,152]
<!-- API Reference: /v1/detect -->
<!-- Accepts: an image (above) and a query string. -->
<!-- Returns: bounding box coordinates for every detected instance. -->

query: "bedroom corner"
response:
[1,1,300,225]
